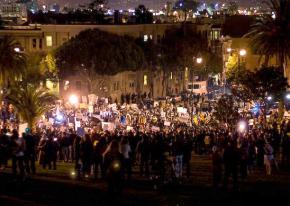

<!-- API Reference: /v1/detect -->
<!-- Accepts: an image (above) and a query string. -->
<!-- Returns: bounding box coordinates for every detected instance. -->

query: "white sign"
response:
[126,126,134,132]
[82,96,88,104]
[164,121,171,126]
[151,126,160,132]
[88,94,97,105]
[177,107,187,114]
[19,123,28,136]
[102,122,115,131]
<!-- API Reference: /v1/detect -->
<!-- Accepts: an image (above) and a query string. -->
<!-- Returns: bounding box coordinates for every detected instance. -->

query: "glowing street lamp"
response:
[286,94,290,100]
[267,96,272,101]
[196,57,203,64]
[69,94,79,106]
[227,48,232,53]
[239,49,247,57]
[14,47,20,52]
[237,120,247,133]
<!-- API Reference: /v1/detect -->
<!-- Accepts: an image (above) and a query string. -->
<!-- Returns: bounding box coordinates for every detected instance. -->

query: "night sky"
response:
[41,0,261,9]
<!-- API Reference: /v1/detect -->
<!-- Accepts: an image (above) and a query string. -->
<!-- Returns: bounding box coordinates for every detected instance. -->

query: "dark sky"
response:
[41,0,259,9]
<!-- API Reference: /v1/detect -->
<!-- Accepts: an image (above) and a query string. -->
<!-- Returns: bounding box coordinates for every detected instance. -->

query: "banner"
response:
[164,121,171,126]
[102,122,115,131]
[82,96,88,104]
[151,126,160,132]
[19,123,28,136]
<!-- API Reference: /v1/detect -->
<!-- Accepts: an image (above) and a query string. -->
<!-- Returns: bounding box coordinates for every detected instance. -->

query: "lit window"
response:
[144,75,148,86]
[185,67,188,80]
[144,35,148,42]
[46,36,53,47]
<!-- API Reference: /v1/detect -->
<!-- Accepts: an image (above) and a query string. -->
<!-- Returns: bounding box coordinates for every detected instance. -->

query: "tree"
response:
[174,0,199,22]
[0,16,4,28]
[213,94,240,126]
[227,2,238,15]
[0,36,26,87]
[135,5,153,24]
[55,29,145,76]
[245,0,290,68]
[88,0,108,23]
[160,25,208,95]
[7,85,56,130]
[232,66,288,121]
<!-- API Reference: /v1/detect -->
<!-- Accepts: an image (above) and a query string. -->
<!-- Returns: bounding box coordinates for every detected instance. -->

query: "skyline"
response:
[35,0,262,9]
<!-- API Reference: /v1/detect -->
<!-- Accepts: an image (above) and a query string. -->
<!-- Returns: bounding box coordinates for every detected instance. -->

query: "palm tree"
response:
[7,85,57,130]
[0,36,26,87]
[245,0,290,69]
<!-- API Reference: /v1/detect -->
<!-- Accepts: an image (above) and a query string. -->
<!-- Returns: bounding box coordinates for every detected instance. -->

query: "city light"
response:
[69,94,79,105]
[267,96,272,101]
[196,57,203,64]
[286,94,290,100]
[227,48,232,53]
[237,121,247,133]
[55,113,64,122]
[239,49,247,56]
[14,47,20,52]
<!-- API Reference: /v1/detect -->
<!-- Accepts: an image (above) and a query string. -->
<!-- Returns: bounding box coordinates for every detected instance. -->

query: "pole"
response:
[191,68,194,126]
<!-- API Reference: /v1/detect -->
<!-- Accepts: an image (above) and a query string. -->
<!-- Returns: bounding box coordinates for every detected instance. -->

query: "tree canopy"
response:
[135,5,153,24]
[55,29,145,76]
[245,0,290,67]
[232,66,288,103]
[0,36,26,87]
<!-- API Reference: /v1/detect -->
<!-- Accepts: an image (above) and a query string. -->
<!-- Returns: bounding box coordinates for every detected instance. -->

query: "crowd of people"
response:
[1,94,290,195]
[1,117,290,194]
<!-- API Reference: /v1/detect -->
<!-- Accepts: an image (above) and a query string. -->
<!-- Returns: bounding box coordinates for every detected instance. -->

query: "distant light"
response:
[71,171,76,176]
[196,57,203,64]
[238,121,247,133]
[69,94,79,105]
[272,12,276,19]
[179,3,183,7]
[14,47,20,52]
[239,49,246,56]
[55,113,64,122]
[227,48,232,53]
[286,94,290,100]
[267,96,272,101]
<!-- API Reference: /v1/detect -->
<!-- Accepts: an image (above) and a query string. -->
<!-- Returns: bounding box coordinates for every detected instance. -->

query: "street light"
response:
[14,47,20,52]
[267,96,272,101]
[286,94,290,100]
[190,56,203,125]
[69,94,79,106]
[196,57,203,64]
[239,49,247,57]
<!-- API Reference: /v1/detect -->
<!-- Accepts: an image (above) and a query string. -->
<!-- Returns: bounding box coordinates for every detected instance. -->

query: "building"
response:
[0,22,218,102]
[0,1,27,24]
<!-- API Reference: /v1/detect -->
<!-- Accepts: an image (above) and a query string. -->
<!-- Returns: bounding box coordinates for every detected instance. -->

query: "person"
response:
[183,135,193,178]
[136,135,151,177]
[0,130,9,170]
[223,141,239,191]
[74,134,82,177]
[43,136,58,170]
[212,146,222,188]
[11,129,26,181]
[104,140,125,196]
[23,128,36,174]
[172,135,184,179]
[93,136,107,179]
[264,142,274,175]
[81,134,93,178]
[120,137,132,182]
